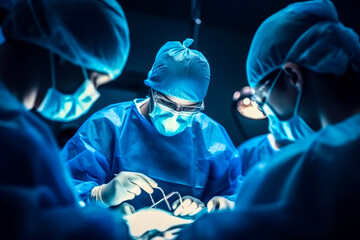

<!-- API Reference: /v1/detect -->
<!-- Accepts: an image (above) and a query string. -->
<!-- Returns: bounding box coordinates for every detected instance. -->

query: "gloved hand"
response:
[172,196,205,217]
[90,171,157,207]
[112,202,136,216]
[207,196,235,213]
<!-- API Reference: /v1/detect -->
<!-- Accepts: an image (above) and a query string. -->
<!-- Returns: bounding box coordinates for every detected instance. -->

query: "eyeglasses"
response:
[149,186,183,211]
[251,69,283,114]
[151,89,204,116]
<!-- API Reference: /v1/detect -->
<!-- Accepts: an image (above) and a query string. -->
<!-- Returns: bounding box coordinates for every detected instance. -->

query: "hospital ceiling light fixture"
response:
[232,86,266,120]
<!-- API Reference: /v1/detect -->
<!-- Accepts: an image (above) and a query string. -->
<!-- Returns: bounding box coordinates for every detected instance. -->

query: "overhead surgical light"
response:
[232,86,266,120]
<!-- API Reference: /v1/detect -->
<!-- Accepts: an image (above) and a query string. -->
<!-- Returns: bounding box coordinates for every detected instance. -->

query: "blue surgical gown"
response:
[0,81,129,239]
[177,113,360,239]
[61,99,242,210]
[237,133,276,176]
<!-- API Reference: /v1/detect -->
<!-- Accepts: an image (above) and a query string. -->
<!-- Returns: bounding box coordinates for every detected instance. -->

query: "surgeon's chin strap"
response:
[90,184,110,208]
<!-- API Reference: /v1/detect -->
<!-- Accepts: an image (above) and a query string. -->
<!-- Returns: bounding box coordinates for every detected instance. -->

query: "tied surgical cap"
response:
[246,0,360,88]
[2,0,130,79]
[145,38,210,102]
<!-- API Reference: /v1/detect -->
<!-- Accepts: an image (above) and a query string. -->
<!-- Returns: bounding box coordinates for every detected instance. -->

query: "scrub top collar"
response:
[134,98,149,120]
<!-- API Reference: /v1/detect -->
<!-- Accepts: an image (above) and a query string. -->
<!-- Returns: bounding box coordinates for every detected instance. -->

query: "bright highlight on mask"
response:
[37,52,100,122]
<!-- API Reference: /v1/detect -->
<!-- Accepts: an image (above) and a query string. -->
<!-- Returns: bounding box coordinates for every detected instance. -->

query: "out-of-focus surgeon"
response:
[176,0,360,239]
[0,0,131,238]
[61,39,242,217]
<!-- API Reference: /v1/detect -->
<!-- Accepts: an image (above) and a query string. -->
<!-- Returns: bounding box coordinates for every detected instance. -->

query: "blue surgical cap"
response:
[2,0,130,79]
[144,38,210,102]
[246,0,360,88]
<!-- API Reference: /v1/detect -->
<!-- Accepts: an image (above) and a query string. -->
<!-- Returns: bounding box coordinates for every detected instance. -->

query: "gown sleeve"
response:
[61,114,118,202]
[201,123,244,203]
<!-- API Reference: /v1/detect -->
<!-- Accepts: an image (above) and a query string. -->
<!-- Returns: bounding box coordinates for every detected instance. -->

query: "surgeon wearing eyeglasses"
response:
[236,73,305,177]
[236,66,316,177]
[252,68,315,143]
[61,39,243,217]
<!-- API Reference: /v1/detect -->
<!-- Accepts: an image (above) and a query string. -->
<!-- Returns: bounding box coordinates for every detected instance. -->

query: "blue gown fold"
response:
[237,133,276,176]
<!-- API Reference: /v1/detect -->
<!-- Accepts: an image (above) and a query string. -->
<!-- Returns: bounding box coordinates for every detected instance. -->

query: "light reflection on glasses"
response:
[151,89,204,116]
[252,69,283,115]
[252,79,273,108]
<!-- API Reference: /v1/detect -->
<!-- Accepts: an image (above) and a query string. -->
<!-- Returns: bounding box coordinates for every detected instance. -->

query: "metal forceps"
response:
[149,186,183,211]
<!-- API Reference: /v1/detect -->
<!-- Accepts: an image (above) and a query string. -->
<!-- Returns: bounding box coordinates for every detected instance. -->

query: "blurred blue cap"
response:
[2,0,130,79]
[145,38,210,102]
[246,0,360,88]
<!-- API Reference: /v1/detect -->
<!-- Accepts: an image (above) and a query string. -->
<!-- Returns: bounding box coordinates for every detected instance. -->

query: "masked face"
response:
[37,52,100,122]
[149,103,194,136]
[264,102,314,142]
[149,90,201,137]
[255,69,315,142]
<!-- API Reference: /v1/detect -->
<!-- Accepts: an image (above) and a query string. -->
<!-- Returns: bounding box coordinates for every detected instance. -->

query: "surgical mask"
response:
[37,52,100,122]
[149,101,195,137]
[262,73,314,142]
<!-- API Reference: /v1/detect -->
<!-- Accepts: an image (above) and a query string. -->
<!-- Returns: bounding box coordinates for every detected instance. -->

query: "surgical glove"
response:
[172,196,205,217]
[112,202,136,216]
[90,171,158,207]
[124,208,193,239]
[207,196,235,213]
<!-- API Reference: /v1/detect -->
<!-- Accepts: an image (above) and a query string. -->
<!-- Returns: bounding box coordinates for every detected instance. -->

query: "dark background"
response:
[1,0,359,148]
